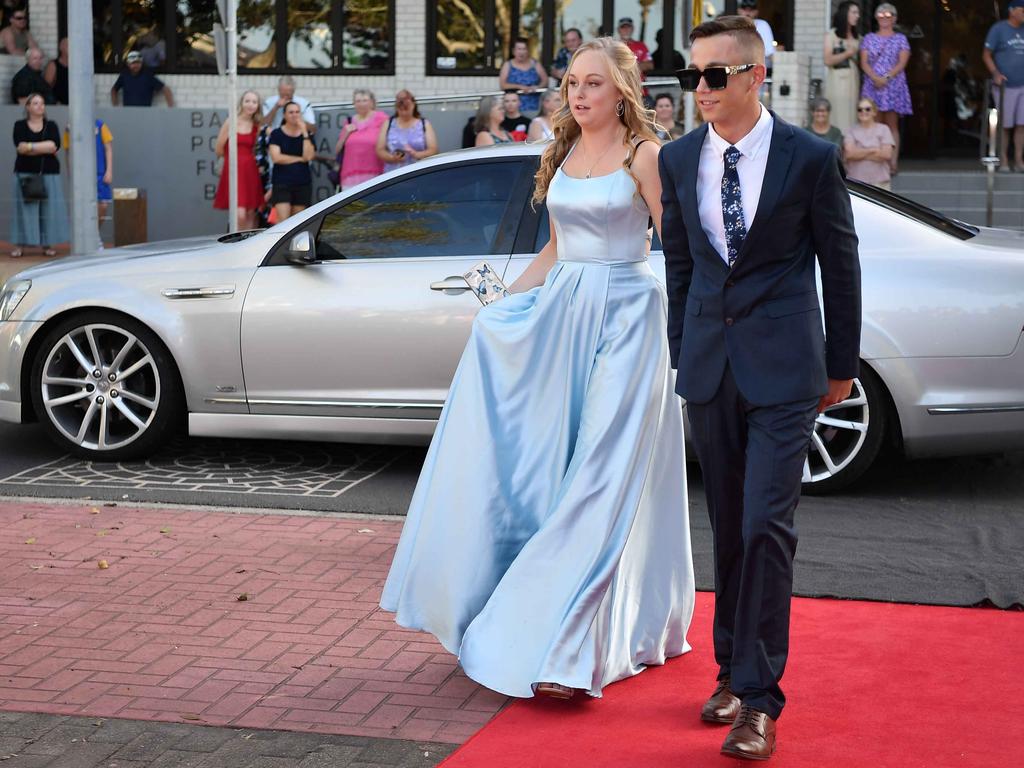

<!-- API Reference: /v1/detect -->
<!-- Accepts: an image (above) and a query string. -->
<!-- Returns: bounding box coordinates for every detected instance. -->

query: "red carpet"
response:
[441,592,1023,767]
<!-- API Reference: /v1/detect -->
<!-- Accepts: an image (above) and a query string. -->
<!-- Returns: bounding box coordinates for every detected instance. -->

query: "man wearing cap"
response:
[111,51,174,107]
[738,0,780,72]
[618,17,653,100]
[983,0,1024,172]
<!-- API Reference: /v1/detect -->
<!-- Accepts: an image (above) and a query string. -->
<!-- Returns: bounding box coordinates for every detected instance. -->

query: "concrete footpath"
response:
[0,501,508,766]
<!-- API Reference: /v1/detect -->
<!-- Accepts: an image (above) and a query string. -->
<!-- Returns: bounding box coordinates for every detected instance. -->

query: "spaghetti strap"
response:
[559,141,580,168]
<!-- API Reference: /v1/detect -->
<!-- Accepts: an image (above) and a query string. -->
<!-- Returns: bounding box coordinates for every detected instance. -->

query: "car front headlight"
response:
[0,279,31,321]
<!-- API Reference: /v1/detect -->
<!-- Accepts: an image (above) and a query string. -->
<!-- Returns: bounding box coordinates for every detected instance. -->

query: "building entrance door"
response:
[867,0,999,158]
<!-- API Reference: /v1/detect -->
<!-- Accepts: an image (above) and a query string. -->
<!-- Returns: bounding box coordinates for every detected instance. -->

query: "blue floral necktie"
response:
[721,146,746,267]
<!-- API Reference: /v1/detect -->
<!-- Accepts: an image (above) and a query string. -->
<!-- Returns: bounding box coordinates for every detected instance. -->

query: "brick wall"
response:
[792,0,829,82]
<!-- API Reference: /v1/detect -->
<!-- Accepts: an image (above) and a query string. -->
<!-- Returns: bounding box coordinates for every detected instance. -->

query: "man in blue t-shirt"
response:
[110,51,174,107]
[984,0,1024,170]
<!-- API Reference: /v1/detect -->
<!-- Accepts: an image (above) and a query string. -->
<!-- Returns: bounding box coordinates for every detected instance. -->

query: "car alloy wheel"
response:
[31,313,183,460]
[802,366,888,494]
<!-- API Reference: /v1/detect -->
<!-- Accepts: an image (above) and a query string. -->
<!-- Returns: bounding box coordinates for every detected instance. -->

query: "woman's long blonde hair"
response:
[533,37,661,206]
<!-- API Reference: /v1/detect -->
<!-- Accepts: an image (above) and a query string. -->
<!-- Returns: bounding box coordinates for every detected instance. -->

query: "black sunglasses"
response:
[676,64,757,91]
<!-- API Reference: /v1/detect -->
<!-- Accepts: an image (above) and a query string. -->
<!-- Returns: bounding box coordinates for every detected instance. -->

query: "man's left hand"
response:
[818,378,853,414]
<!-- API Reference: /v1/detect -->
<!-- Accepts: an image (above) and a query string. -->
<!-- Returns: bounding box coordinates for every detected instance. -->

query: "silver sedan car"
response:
[1,143,1023,493]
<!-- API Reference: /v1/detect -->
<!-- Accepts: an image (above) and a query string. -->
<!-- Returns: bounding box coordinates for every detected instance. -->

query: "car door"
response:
[239,157,532,420]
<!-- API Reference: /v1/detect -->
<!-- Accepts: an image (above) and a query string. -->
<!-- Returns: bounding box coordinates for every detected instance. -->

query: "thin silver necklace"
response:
[579,135,622,179]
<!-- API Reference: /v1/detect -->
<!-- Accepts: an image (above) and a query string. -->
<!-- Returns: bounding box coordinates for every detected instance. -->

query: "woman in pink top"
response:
[335,88,388,190]
[844,97,895,189]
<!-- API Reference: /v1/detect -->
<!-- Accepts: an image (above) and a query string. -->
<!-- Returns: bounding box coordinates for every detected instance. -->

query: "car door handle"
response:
[430,277,470,292]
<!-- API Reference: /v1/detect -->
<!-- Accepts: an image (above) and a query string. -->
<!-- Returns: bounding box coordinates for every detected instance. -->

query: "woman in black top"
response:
[268,101,315,223]
[11,92,68,257]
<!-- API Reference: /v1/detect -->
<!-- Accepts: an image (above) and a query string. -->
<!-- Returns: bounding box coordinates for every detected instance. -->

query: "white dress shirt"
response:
[696,105,775,266]
[262,94,316,129]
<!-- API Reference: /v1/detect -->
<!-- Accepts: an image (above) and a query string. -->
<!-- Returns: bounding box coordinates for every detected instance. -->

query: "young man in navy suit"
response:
[659,16,861,761]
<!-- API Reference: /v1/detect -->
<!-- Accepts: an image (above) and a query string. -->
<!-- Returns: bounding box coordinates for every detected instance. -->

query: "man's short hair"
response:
[689,15,765,66]
[278,75,296,87]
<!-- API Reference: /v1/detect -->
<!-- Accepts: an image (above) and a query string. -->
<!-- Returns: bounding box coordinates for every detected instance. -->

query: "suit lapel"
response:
[736,114,795,263]
[680,125,721,262]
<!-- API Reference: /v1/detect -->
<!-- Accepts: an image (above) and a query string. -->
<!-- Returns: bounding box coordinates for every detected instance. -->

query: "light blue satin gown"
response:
[380,144,695,698]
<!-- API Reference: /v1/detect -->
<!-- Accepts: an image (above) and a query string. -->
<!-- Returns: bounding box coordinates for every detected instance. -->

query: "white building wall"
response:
[27,0,835,110]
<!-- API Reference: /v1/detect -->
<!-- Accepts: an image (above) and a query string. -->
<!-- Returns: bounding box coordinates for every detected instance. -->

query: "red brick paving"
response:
[0,501,509,743]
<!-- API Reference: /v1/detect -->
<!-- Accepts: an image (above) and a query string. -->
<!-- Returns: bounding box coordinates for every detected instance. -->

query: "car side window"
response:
[533,203,662,251]
[316,161,521,260]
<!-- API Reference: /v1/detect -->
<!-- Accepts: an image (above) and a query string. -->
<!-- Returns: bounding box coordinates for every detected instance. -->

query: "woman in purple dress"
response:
[859,2,911,173]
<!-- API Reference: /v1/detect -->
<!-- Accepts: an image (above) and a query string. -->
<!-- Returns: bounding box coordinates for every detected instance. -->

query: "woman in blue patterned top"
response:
[500,38,548,114]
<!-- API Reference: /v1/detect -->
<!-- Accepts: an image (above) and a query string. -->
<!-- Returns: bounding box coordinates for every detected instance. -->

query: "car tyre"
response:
[30,311,183,461]
[801,364,889,495]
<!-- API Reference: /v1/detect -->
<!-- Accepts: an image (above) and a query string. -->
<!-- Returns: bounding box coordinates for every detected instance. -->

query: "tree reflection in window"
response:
[288,0,332,69]
[435,0,486,71]
[175,1,217,70]
[343,0,390,69]
[316,163,521,260]
[239,0,276,69]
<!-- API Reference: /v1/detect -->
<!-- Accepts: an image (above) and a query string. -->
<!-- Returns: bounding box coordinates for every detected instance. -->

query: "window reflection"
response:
[343,0,390,69]
[556,0,603,41]
[518,0,542,60]
[239,0,276,68]
[435,0,486,71]
[121,0,165,62]
[287,0,332,69]
[174,1,216,70]
[93,0,115,68]
[491,0,511,70]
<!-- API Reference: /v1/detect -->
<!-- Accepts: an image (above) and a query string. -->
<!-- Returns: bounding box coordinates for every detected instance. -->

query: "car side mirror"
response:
[285,231,316,265]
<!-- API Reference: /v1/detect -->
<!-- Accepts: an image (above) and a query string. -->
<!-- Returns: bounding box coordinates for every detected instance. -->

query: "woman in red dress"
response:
[213,89,267,231]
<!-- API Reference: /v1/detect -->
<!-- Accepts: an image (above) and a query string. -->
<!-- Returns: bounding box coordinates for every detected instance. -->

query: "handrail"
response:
[310,77,686,111]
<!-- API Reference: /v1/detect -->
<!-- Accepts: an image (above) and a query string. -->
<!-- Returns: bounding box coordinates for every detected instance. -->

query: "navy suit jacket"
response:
[659,114,862,406]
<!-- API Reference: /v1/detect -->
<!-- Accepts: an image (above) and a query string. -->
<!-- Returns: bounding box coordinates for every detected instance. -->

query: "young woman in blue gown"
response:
[380,38,695,700]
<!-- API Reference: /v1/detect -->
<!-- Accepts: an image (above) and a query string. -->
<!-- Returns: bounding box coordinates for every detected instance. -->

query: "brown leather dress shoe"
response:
[720,705,776,761]
[700,677,740,724]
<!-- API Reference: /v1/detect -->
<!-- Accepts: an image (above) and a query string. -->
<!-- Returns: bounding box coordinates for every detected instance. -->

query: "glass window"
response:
[121,0,165,62]
[316,162,522,260]
[287,0,333,69]
[517,0,543,61]
[174,1,216,70]
[342,0,390,69]
[434,0,487,71]
[238,0,277,69]
[491,0,512,69]
[556,0,603,42]
[92,1,115,68]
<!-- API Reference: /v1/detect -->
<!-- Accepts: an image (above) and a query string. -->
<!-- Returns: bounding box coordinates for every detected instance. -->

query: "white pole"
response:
[227,0,238,232]
[68,2,100,254]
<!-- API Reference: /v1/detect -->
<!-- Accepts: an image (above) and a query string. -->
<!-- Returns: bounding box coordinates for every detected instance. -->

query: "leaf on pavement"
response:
[357,528,375,534]
[236,593,249,601]
[159,527,170,534]
[181,713,203,721]
[97,560,109,570]
[24,538,35,544]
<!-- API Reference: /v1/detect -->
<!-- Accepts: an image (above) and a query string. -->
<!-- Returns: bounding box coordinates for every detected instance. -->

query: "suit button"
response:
[725,317,734,326]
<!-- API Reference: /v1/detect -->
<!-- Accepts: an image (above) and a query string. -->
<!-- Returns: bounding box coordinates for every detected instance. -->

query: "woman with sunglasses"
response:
[859,2,911,173]
[844,97,895,189]
[375,90,438,172]
[382,38,694,704]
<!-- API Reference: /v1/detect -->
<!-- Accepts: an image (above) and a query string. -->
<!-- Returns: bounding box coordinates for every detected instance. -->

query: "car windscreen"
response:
[846,179,978,241]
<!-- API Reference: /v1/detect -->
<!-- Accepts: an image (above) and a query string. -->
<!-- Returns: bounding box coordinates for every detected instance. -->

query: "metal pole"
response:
[227,0,238,231]
[68,2,99,255]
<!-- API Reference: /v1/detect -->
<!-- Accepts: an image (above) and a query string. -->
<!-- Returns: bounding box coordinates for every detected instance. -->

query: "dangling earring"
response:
[616,100,625,117]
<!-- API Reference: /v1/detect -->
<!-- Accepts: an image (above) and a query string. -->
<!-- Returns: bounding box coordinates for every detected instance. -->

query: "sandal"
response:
[535,682,575,700]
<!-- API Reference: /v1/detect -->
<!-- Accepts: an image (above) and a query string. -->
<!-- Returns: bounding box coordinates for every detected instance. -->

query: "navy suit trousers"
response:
[687,365,818,720]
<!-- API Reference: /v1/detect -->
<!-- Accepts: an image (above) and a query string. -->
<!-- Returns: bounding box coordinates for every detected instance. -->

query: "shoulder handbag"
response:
[20,154,47,201]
